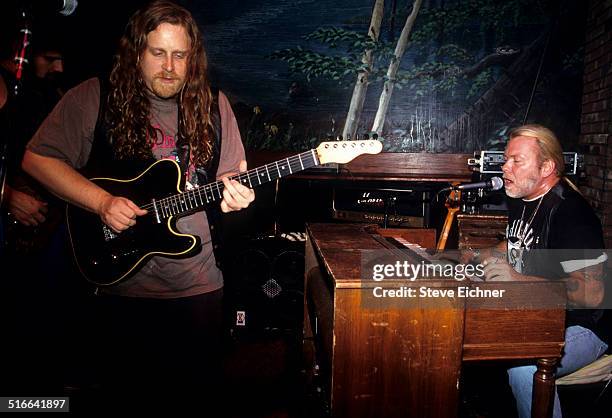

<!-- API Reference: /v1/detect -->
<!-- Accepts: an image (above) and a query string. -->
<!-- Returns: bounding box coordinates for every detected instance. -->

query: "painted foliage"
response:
[20,0,583,153]
[189,0,586,153]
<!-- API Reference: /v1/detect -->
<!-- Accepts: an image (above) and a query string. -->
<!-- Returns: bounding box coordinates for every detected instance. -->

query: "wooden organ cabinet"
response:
[303,223,566,418]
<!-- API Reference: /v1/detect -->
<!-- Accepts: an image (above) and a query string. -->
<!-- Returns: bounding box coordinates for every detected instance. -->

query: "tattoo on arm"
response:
[566,264,605,307]
[584,265,604,283]
[491,248,507,261]
[566,277,580,292]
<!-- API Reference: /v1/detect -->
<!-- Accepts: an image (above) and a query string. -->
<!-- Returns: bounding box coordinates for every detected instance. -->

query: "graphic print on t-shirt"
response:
[150,123,176,151]
[506,217,536,274]
[150,122,198,189]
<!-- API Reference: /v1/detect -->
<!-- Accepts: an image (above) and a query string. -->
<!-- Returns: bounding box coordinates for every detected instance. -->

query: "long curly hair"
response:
[107,0,213,167]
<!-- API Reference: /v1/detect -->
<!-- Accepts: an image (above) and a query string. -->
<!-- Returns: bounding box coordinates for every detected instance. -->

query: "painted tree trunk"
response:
[372,0,422,135]
[342,0,384,140]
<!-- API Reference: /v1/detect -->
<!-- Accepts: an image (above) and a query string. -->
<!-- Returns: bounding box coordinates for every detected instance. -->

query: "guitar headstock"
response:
[315,140,383,165]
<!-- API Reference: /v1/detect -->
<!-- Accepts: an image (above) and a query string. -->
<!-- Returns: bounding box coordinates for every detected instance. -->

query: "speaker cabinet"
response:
[224,236,304,338]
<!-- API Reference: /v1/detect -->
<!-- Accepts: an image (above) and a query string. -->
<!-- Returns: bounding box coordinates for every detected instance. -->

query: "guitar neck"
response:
[151,149,320,218]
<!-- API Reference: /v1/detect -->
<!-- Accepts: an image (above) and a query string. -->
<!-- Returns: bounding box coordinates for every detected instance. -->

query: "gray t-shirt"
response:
[28,78,246,298]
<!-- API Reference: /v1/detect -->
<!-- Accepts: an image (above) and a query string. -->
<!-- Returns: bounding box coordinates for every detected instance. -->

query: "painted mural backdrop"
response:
[185,0,586,154]
[2,0,587,153]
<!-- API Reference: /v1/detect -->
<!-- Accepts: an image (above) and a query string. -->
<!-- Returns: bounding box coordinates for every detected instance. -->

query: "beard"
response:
[504,174,539,198]
[149,73,185,99]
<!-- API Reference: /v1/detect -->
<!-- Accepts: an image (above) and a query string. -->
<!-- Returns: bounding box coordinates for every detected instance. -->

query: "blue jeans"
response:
[507,325,608,418]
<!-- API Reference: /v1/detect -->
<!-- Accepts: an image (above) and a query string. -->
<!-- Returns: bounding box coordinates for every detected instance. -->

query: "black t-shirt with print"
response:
[506,180,607,340]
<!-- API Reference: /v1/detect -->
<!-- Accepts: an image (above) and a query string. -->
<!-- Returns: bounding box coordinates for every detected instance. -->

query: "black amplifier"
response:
[332,209,425,227]
[332,187,429,228]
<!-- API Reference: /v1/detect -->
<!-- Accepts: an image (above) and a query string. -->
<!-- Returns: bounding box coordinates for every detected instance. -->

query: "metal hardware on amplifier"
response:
[332,209,425,228]
[332,187,430,228]
[467,151,582,175]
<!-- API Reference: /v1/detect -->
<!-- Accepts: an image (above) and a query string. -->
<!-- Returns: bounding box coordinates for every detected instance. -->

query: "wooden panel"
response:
[344,153,472,179]
[247,151,473,182]
[331,288,464,418]
[457,213,508,249]
[463,282,566,361]
[309,223,385,253]
[308,224,383,287]
[304,266,335,385]
[304,235,335,378]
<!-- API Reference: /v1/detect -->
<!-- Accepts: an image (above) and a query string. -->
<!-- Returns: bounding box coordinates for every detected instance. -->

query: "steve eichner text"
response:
[372,286,506,298]
[371,261,484,282]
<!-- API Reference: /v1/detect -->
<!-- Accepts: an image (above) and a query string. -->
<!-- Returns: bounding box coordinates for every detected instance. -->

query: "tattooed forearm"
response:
[566,277,580,292]
[491,248,507,261]
[565,264,605,308]
[474,241,508,263]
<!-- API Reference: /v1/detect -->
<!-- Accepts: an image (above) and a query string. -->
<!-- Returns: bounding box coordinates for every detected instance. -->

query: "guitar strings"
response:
[136,151,315,216]
[131,140,375,219]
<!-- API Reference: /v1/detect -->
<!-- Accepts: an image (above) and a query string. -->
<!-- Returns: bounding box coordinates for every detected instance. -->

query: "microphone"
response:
[441,176,504,192]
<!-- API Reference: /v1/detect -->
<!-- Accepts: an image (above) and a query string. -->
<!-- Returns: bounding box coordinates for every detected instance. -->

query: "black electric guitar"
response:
[66,139,382,286]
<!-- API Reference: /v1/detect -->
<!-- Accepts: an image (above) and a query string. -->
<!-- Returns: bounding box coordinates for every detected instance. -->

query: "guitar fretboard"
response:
[150,149,319,220]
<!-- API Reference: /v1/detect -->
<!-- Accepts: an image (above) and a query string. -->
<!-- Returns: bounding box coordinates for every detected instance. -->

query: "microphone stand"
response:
[435,185,462,251]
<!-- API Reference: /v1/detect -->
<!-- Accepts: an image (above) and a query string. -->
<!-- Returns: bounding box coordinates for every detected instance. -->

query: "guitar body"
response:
[66,160,200,286]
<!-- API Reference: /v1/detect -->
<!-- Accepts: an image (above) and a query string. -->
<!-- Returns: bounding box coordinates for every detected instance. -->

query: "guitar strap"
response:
[194,87,222,185]
[174,137,190,187]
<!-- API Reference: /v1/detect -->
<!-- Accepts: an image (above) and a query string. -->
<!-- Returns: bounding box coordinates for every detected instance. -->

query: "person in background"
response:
[0,17,73,396]
[1,33,67,231]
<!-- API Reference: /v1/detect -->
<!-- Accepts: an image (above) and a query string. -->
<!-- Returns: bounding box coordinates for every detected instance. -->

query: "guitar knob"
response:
[108,252,121,264]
